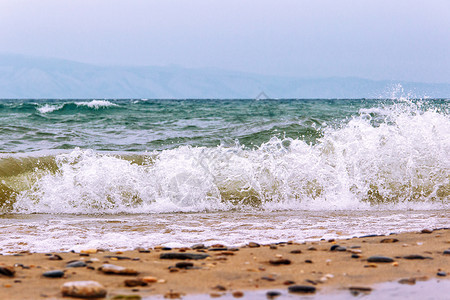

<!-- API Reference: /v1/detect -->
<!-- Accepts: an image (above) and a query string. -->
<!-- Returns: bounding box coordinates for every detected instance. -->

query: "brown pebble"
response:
[421,229,433,234]
[380,238,399,243]
[164,291,182,299]
[269,259,291,265]
[399,278,416,285]
[290,249,302,254]
[61,281,107,298]
[232,291,244,298]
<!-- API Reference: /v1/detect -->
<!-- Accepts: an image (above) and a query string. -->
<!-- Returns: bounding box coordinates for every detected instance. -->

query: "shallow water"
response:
[146,278,450,300]
[0,210,448,253]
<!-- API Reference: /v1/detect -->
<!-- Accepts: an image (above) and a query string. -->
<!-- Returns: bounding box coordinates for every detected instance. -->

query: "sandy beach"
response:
[0,228,448,299]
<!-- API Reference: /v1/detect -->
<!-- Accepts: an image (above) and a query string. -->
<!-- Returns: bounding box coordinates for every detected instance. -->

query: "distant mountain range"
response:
[0,54,449,99]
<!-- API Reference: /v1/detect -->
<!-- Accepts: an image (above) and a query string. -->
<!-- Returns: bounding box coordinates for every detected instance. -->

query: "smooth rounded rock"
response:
[437,271,447,277]
[288,285,316,294]
[266,291,282,298]
[99,264,139,275]
[66,261,87,268]
[0,266,15,277]
[61,281,107,298]
[367,256,394,263]
[43,270,64,278]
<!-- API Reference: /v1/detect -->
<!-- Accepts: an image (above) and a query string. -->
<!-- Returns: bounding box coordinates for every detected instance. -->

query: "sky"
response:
[0,0,449,83]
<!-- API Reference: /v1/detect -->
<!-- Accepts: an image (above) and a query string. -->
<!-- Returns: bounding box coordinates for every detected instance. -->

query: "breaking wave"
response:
[1,99,448,214]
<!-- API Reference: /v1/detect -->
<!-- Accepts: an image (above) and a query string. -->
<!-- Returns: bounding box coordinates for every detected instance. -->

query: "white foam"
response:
[37,104,63,114]
[75,100,118,109]
[12,99,449,214]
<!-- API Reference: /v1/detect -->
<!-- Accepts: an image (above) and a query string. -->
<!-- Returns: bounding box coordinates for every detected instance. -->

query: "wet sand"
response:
[0,228,449,299]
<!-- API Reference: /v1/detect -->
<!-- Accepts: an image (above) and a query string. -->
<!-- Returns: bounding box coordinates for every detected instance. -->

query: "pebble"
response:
[80,249,97,254]
[99,264,139,275]
[380,238,399,243]
[443,249,450,255]
[269,244,277,249]
[160,253,210,260]
[288,285,316,294]
[351,254,360,259]
[111,295,142,300]
[398,278,416,285]
[0,266,15,277]
[213,284,227,291]
[261,276,276,282]
[43,270,65,278]
[290,250,302,254]
[421,229,433,234]
[367,256,394,263]
[304,260,313,264]
[164,291,181,299]
[307,246,317,251]
[437,271,447,277]
[283,280,295,285]
[175,262,194,269]
[330,245,346,251]
[141,276,157,283]
[104,255,132,260]
[208,247,228,251]
[124,279,147,287]
[136,247,151,253]
[248,242,260,248]
[48,254,63,260]
[191,243,206,250]
[232,291,244,298]
[66,260,87,268]
[61,281,107,298]
[403,255,432,260]
[266,291,282,298]
[269,259,291,265]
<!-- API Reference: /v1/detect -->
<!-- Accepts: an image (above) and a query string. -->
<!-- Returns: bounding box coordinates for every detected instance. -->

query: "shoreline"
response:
[0,228,449,299]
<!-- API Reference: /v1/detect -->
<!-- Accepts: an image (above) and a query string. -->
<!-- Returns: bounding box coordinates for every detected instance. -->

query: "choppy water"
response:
[0,97,449,252]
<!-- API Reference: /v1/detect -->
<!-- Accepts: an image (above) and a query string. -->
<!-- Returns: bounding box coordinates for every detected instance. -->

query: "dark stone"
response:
[43,270,64,278]
[304,259,313,263]
[443,249,450,255]
[208,247,228,251]
[48,254,63,260]
[330,245,347,251]
[161,247,172,251]
[367,256,394,263]
[336,246,347,251]
[79,253,90,257]
[380,238,399,243]
[403,255,432,260]
[269,259,291,265]
[437,271,446,277]
[124,279,147,287]
[330,245,340,251]
[266,291,281,298]
[66,261,87,268]
[213,285,227,291]
[0,266,15,277]
[269,244,277,249]
[288,285,316,294]
[351,254,360,259]
[349,287,372,292]
[104,255,132,260]
[283,280,295,285]
[160,253,210,260]
[261,276,276,282]
[421,229,433,234]
[290,250,302,254]
[305,279,317,285]
[136,248,151,253]
[175,262,194,269]
[191,243,205,250]
[359,234,381,238]
[307,246,317,251]
[248,242,260,248]
[350,245,361,249]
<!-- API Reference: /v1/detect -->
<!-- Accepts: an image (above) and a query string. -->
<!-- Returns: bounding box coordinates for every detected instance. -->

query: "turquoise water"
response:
[0,98,448,252]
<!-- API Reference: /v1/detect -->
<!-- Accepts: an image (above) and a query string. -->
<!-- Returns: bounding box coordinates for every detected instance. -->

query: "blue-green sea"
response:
[0,98,448,253]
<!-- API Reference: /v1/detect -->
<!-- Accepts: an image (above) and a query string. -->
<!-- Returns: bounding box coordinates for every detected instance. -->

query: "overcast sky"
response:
[0,0,449,83]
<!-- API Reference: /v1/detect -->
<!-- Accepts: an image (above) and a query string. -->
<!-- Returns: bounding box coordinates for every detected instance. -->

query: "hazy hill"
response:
[0,54,449,99]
